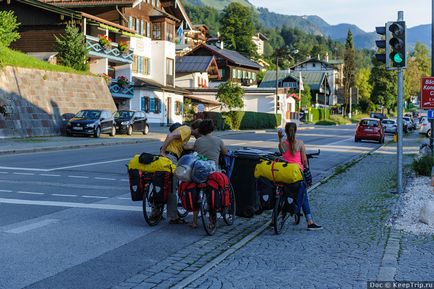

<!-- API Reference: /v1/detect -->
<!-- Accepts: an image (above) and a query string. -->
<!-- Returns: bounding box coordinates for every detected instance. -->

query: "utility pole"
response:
[275,56,279,115]
[431,0,434,156]
[396,11,404,194]
[349,87,352,119]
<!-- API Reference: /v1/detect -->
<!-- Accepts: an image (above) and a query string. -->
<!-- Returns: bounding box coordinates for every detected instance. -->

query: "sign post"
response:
[421,77,434,157]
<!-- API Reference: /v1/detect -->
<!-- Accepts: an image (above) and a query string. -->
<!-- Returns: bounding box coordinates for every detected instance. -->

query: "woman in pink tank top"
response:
[277,122,322,231]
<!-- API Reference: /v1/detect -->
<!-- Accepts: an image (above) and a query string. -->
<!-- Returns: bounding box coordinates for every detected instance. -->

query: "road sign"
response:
[428,110,434,120]
[421,77,434,109]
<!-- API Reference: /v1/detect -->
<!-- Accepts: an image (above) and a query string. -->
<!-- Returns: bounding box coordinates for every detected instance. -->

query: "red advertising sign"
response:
[421,77,434,109]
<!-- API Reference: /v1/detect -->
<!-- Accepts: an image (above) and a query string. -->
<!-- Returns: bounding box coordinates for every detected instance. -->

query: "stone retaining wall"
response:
[0,66,116,138]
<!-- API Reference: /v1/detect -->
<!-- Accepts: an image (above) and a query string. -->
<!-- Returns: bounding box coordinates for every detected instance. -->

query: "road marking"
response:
[39,174,61,177]
[0,198,141,211]
[0,171,8,174]
[116,197,130,200]
[94,177,116,181]
[82,195,108,199]
[4,219,58,234]
[0,166,49,172]
[326,137,354,146]
[17,191,44,195]
[0,189,13,193]
[68,175,89,179]
[52,194,77,197]
[230,142,246,146]
[48,158,130,171]
[250,140,263,144]
[119,179,129,182]
[13,172,35,176]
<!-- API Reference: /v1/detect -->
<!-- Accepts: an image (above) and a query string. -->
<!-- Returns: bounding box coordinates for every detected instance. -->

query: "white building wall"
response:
[89,58,107,75]
[243,93,275,114]
[176,74,194,88]
[152,41,176,85]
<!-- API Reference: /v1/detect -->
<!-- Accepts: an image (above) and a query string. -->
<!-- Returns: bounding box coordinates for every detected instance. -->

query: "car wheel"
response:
[94,126,101,138]
[110,126,116,137]
[143,124,149,135]
[427,129,431,138]
[354,136,359,142]
[127,125,133,135]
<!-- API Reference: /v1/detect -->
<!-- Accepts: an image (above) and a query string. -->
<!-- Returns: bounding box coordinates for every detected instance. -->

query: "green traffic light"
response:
[393,53,403,63]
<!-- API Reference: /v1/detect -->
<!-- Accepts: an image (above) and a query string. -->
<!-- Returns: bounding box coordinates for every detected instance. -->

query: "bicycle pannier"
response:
[254,160,303,184]
[151,172,172,204]
[206,172,230,210]
[128,155,175,173]
[282,182,300,214]
[178,182,199,211]
[256,177,275,210]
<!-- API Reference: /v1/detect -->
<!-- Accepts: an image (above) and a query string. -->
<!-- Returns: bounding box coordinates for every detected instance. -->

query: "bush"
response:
[0,11,20,47]
[412,155,434,176]
[204,111,224,130]
[315,120,337,125]
[329,115,351,125]
[204,111,280,130]
[307,108,330,123]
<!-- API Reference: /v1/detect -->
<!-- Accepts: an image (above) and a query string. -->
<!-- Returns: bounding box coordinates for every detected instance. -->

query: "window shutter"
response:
[150,98,155,113]
[141,97,145,111]
[145,97,150,113]
[136,19,140,34]
[132,55,138,73]
[128,16,133,29]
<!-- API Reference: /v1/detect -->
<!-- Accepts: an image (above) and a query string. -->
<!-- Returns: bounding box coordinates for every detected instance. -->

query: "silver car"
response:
[419,116,431,137]
[381,119,397,134]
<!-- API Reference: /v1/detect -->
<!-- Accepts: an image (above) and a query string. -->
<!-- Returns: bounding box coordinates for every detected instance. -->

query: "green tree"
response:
[219,3,256,58]
[343,30,356,116]
[355,68,372,113]
[300,83,312,109]
[184,4,219,36]
[404,42,431,103]
[216,81,244,110]
[370,58,397,113]
[0,11,20,47]
[55,23,88,71]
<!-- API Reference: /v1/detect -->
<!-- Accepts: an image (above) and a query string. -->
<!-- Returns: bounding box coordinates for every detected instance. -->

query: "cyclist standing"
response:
[159,120,202,224]
[278,122,322,231]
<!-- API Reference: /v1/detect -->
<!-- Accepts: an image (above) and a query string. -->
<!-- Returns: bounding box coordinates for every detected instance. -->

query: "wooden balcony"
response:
[109,80,134,99]
[86,35,133,64]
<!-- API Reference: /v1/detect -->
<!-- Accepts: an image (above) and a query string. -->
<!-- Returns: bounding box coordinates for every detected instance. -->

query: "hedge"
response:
[204,111,280,130]
[307,108,330,123]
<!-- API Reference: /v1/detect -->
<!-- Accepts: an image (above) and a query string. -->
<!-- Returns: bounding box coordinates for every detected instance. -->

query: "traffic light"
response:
[388,21,406,69]
[375,24,390,65]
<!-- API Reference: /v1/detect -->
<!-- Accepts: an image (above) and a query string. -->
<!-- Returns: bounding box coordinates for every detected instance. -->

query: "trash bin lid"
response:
[233,148,275,159]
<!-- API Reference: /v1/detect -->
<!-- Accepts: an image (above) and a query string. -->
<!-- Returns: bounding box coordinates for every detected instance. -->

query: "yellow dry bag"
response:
[254,160,303,184]
[128,155,175,173]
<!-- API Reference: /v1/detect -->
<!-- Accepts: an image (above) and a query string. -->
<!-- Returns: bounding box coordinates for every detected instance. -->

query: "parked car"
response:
[403,116,416,131]
[419,116,431,137]
[114,110,149,135]
[381,119,397,134]
[369,112,387,121]
[355,118,385,143]
[66,109,116,138]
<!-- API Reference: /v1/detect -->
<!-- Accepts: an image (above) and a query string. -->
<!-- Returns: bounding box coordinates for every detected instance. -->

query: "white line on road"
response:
[0,198,141,211]
[39,174,61,177]
[94,177,117,181]
[4,219,58,234]
[326,137,354,146]
[230,142,246,146]
[0,166,49,172]
[119,179,129,182]
[17,191,44,195]
[250,141,263,144]
[68,175,89,179]
[0,189,13,193]
[82,195,109,199]
[48,158,130,171]
[0,171,8,174]
[116,197,130,200]
[13,172,35,176]
[52,194,77,197]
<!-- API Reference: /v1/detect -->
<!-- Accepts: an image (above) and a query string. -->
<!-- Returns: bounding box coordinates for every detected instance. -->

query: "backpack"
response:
[206,172,230,211]
[256,177,275,211]
[150,171,172,204]
[254,160,303,184]
[178,182,199,211]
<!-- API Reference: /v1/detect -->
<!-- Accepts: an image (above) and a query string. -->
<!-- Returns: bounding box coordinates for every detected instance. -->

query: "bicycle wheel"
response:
[200,192,217,236]
[273,196,288,235]
[143,183,164,226]
[223,184,236,226]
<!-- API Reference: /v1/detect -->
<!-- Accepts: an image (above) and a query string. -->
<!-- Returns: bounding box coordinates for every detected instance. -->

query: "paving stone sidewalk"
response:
[181,135,428,289]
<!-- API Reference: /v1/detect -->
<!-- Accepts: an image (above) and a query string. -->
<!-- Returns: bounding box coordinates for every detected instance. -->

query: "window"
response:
[133,56,151,75]
[219,69,225,79]
[166,22,174,42]
[152,23,162,40]
[151,0,155,6]
[136,19,140,34]
[237,70,242,79]
[150,98,155,112]
[252,73,256,81]
[146,22,151,38]
[175,101,182,115]
[166,58,174,86]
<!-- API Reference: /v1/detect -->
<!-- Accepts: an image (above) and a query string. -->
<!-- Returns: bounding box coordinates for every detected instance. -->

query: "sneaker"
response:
[307,223,323,231]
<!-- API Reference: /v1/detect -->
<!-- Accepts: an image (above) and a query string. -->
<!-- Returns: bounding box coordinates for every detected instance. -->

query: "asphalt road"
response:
[0,125,386,289]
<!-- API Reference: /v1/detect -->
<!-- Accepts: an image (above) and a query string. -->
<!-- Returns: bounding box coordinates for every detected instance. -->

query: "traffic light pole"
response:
[397,11,404,194]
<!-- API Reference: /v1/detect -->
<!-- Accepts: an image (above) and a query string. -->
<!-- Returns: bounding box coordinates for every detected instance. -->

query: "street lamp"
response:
[275,47,298,114]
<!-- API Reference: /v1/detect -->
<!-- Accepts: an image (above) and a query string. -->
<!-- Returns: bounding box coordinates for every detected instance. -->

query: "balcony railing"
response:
[86,35,133,64]
[109,81,134,99]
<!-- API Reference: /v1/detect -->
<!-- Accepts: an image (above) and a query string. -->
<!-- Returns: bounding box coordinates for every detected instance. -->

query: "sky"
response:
[248,0,431,32]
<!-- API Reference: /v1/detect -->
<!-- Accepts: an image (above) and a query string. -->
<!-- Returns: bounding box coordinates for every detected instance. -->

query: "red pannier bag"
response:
[178,182,199,211]
[151,171,172,204]
[206,172,230,211]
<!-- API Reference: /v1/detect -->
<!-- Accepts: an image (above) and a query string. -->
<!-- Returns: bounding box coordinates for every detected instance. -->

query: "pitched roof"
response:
[39,0,134,7]
[188,44,262,70]
[176,56,214,73]
[291,58,333,69]
[259,70,328,91]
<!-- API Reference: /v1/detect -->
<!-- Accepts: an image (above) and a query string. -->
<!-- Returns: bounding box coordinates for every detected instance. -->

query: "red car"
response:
[355,118,385,143]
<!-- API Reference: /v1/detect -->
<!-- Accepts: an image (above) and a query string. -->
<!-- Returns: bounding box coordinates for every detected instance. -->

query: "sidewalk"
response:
[178,134,430,288]
[0,128,257,155]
